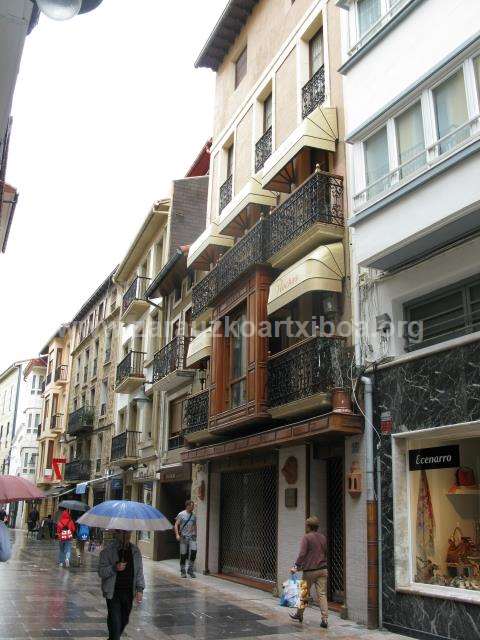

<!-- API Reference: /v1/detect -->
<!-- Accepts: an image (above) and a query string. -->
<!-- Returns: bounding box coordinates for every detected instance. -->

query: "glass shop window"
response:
[139,482,153,541]
[409,436,480,591]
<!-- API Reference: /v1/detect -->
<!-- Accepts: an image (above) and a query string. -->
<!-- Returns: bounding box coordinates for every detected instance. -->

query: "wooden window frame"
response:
[227,306,248,410]
[235,46,247,89]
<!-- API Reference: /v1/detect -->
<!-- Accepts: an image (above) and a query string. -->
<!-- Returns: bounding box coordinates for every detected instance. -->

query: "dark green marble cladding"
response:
[374,339,480,640]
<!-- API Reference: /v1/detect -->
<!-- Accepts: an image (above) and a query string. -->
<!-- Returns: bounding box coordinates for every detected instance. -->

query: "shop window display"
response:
[138,482,153,541]
[409,437,480,591]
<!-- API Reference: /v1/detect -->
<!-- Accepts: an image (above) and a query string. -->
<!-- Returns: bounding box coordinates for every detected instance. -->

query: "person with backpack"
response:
[56,509,76,568]
[174,500,197,578]
[76,521,90,566]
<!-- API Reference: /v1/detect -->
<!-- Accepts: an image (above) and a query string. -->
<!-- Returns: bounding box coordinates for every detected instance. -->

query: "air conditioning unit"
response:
[44,468,53,479]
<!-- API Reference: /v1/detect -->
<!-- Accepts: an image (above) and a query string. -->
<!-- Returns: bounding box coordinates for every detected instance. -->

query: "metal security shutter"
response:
[327,457,344,603]
[220,465,278,584]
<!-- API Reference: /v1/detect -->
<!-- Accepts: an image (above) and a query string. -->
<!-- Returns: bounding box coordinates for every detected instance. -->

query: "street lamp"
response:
[36,0,104,21]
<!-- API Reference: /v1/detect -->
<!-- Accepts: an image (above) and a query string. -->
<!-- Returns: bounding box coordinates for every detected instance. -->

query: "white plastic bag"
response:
[280,575,299,607]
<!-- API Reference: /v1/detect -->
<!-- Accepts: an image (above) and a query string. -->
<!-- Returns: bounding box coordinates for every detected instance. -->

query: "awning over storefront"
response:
[186,327,212,368]
[261,106,338,192]
[181,411,363,463]
[41,485,75,499]
[187,223,234,270]
[267,242,344,315]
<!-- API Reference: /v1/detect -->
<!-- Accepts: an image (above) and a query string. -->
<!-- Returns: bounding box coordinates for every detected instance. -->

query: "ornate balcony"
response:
[110,430,139,466]
[64,459,91,482]
[183,390,214,444]
[115,351,145,394]
[192,217,270,319]
[121,276,151,324]
[302,66,325,119]
[268,336,344,419]
[50,413,63,432]
[67,405,94,437]
[255,126,272,173]
[152,336,193,391]
[268,170,344,269]
[219,174,233,214]
[54,365,68,384]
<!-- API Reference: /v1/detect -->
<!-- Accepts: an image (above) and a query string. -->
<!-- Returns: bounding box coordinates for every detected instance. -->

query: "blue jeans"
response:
[58,540,72,564]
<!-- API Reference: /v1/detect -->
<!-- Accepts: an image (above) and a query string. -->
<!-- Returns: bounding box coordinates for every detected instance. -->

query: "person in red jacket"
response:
[56,509,76,568]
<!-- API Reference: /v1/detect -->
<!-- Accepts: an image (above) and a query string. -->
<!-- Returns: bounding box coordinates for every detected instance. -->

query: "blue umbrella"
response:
[76,500,172,532]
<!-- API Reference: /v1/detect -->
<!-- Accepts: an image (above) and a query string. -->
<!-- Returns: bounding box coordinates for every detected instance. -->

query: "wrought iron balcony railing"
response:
[54,365,68,383]
[122,276,151,314]
[111,430,140,462]
[168,434,184,450]
[302,65,325,119]
[152,336,191,383]
[219,174,233,214]
[192,217,269,319]
[50,413,63,430]
[269,170,343,258]
[268,336,344,409]
[255,126,272,173]
[183,390,209,435]
[116,351,145,388]
[67,405,95,436]
[64,459,91,482]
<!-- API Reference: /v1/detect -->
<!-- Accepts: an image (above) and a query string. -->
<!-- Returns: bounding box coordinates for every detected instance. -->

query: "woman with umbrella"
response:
[77,500,171,640]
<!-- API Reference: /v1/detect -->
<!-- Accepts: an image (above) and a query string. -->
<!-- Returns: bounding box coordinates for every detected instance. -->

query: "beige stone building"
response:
[177,0,368,625]
[65,271,121,505]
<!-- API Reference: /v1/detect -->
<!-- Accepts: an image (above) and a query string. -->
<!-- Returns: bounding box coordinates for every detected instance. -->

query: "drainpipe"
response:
[361,375,379,629]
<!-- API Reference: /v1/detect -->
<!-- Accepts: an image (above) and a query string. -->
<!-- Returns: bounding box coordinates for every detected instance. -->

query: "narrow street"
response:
[0,531,409,640]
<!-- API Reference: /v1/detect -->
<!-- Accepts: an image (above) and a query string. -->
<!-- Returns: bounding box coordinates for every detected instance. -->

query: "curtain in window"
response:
[357,0,381,38]
[433,69,469,153]
[364,126,389,198]
[396,102,426,178]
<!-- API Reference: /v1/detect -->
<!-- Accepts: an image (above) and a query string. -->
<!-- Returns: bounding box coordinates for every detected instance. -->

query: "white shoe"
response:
[64,558,70,568]
[59,562,64,567]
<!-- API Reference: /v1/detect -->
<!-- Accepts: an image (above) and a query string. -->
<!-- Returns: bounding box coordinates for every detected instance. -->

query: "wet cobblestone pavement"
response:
[0,531,410,640]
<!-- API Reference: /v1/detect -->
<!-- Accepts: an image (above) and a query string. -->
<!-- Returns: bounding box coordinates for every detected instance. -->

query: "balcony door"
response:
[309,27,324,77]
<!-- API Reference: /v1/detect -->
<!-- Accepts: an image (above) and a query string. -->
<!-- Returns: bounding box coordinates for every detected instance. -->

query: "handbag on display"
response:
[456,467,476,487]
[446,526,474,564]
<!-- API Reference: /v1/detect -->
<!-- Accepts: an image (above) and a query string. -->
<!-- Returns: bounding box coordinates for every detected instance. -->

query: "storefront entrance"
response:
[220,464,278,585]
[326,456,344,604]
[155,480,191,561]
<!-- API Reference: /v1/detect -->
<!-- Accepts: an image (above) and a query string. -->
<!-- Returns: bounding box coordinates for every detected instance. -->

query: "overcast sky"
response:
[0,0,226,372]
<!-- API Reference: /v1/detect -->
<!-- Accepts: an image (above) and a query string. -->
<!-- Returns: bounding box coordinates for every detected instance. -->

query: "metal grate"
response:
[220,465,278,584]
[327,457,344,603]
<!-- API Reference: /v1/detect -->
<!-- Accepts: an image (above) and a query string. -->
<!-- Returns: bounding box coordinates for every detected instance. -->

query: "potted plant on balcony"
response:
[329,340,354,414]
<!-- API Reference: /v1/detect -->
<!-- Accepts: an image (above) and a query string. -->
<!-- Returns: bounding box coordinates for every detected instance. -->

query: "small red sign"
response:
[380,412,393,435]
[52,458,66,480]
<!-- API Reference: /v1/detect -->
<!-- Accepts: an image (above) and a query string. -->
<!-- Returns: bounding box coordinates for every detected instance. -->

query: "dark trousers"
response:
[106,591,133,640]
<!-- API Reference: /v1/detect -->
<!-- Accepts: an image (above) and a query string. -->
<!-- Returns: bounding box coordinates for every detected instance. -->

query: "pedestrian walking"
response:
[98,530,144,640]
[27,505,39,530]
[75,521,90,566]
[56,509,76,568]
[0,510,11,562]
[174,499,197,578]
[289,516,328,629]
[40,514,53,540]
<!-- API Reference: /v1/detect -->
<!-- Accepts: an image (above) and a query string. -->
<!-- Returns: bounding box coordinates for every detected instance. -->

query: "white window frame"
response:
[353,52,480,211]
[349,0,410,57]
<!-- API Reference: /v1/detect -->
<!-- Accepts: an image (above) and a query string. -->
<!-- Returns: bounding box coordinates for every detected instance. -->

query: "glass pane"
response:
[396,102,426,178]
[410,437,480,591]
[231,380,246,409]
[474,56,480,96]
[264,94,272,131]
[364,126,390,198]
[309,28,323,75]
[231,315,247,380]
[433,69,469,154]
[357,0,381,38]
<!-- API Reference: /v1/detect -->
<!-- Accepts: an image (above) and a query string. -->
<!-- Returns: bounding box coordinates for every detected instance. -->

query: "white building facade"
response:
[339,1,480,638]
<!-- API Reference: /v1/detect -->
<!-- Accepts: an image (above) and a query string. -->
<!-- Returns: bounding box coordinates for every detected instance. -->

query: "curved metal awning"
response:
[187,223,234,270]
[267,242,344,316]
[186,327,212,368]
[261,107,338,192]
[217,178,276,237]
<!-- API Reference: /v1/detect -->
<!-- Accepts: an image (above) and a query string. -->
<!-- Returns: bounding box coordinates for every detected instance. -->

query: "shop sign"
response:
[52,458,66,480]
[409,445,460,471]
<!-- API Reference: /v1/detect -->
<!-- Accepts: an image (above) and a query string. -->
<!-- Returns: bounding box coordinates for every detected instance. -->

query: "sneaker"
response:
[188,569,196,578]
[320,620,328,629]
[181,570,187,578]
[64,558,70,568]
[289,612,303,623]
